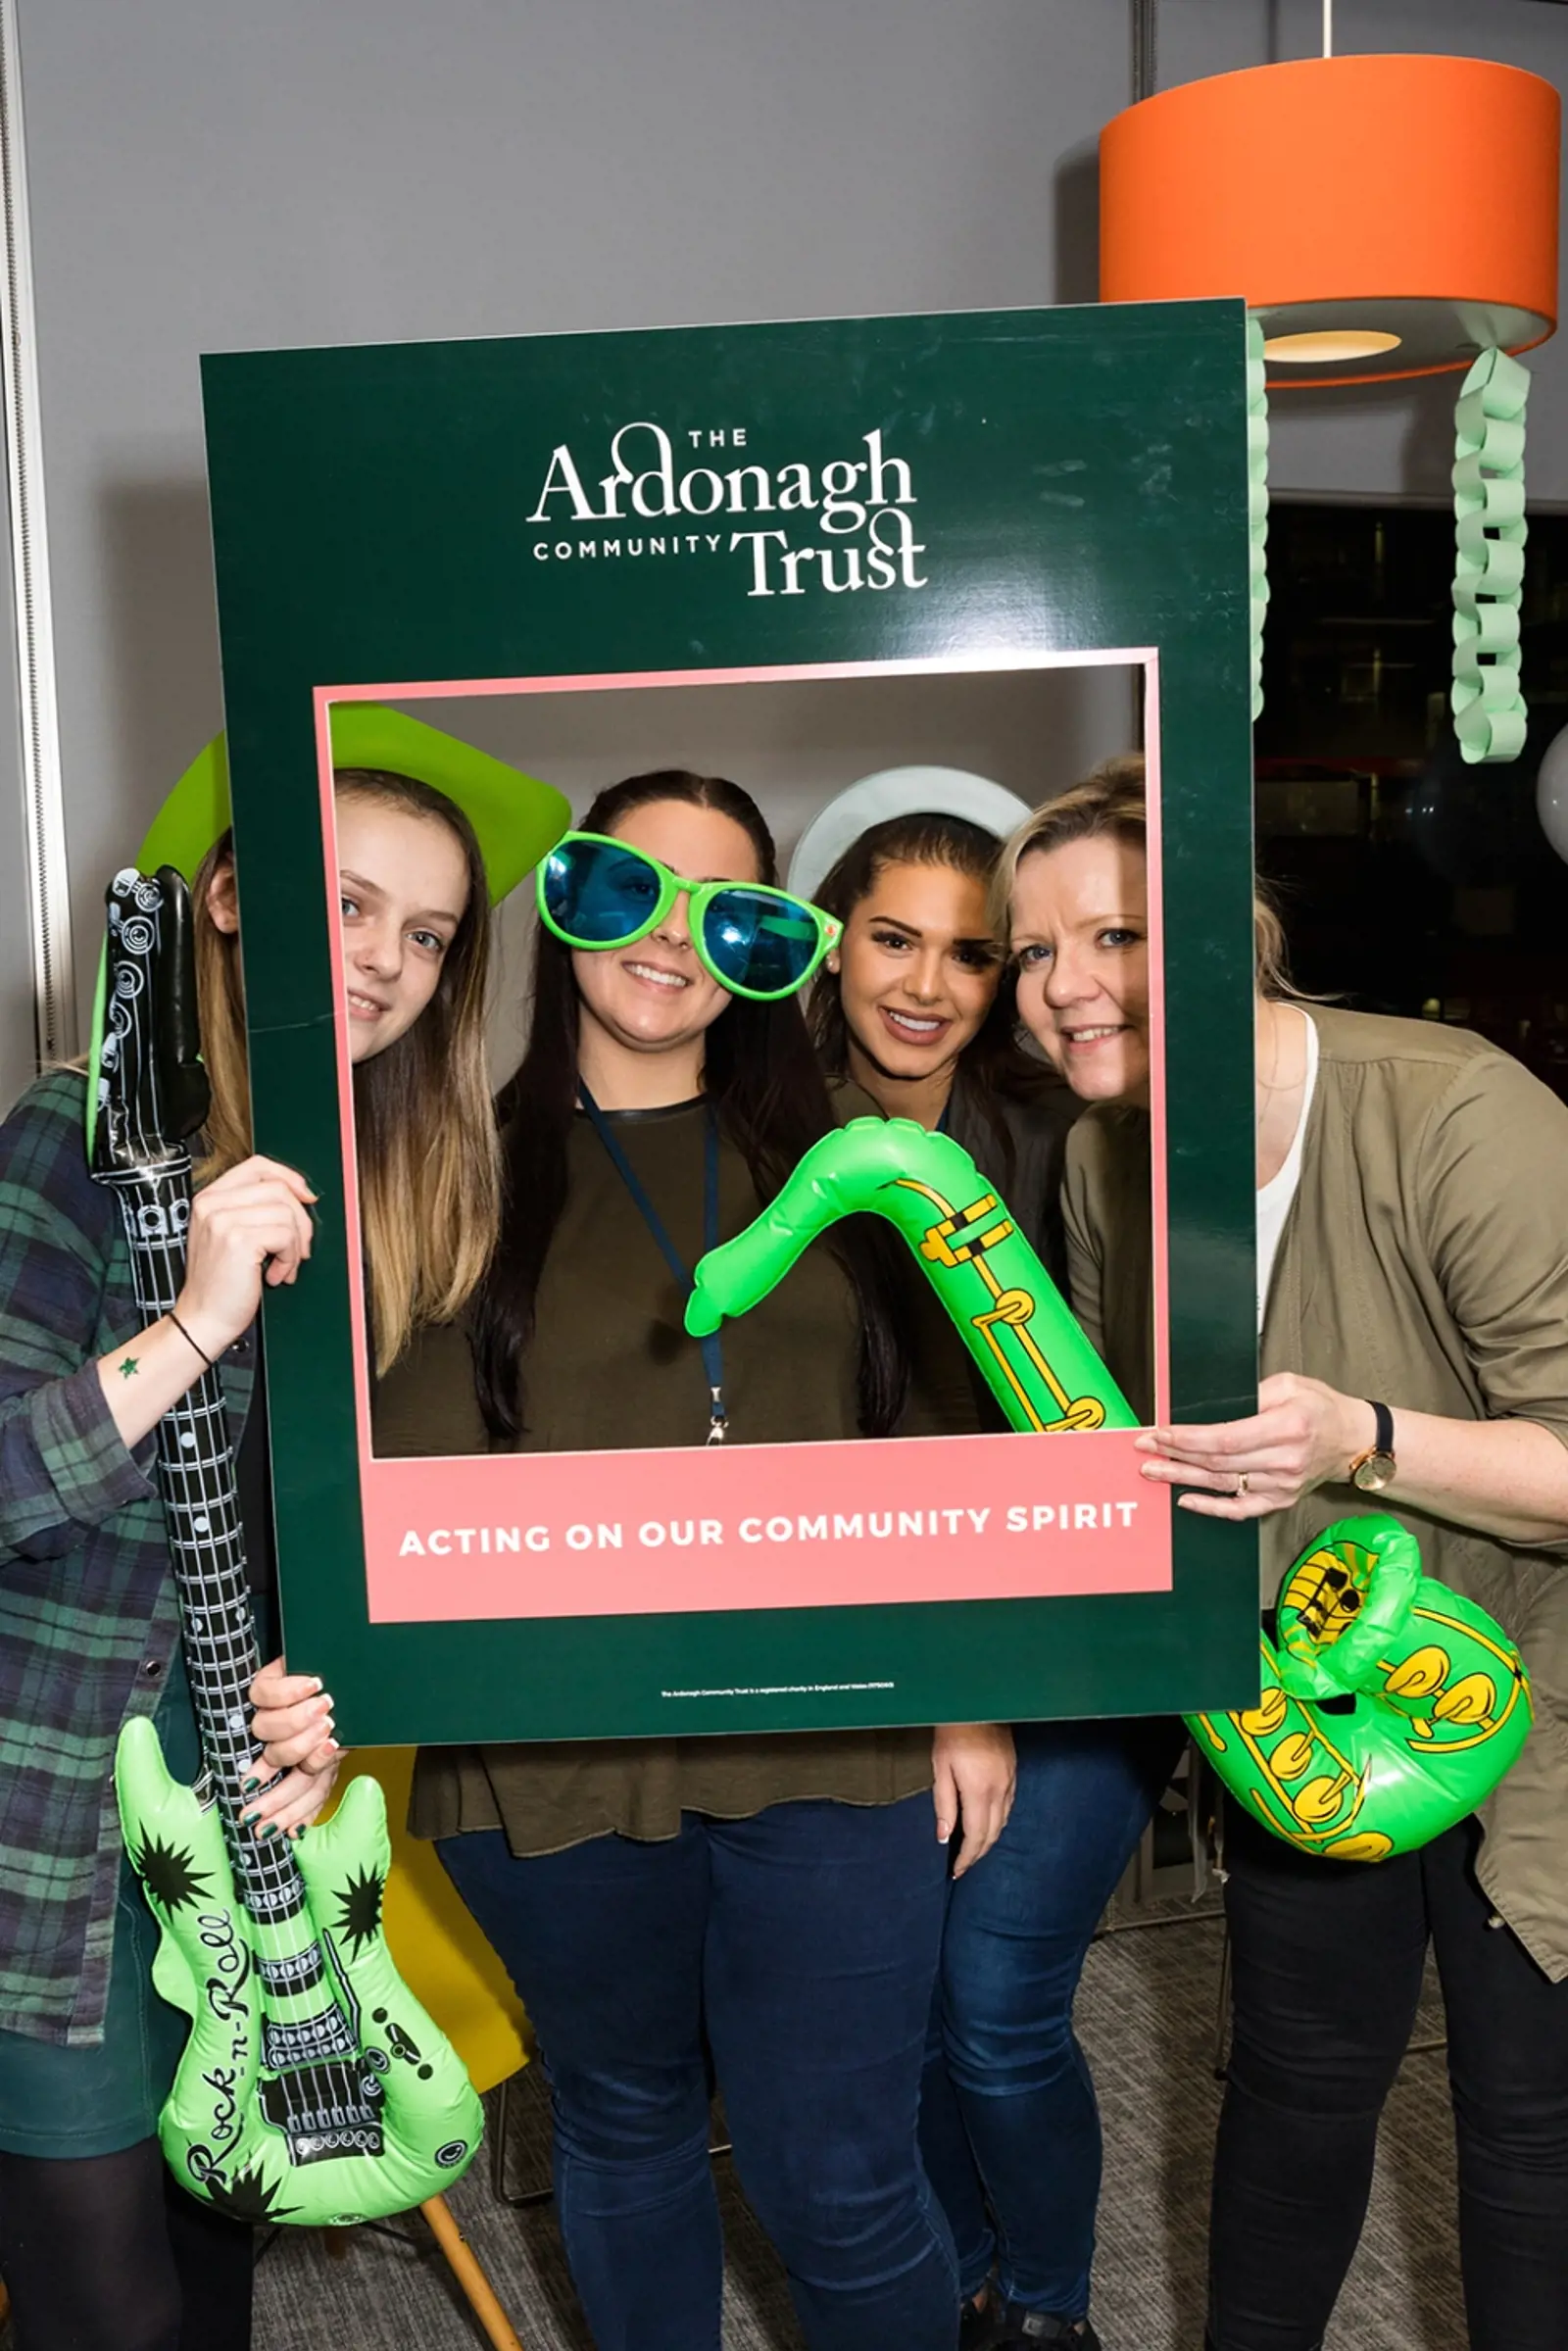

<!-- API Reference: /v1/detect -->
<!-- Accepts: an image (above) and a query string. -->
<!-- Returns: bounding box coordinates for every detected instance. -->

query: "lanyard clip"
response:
[707,1390,729,1445]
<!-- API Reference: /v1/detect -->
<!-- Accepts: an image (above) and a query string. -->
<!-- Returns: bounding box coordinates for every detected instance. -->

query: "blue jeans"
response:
[919,1718,1183,2318]
[439,1793,957,2351]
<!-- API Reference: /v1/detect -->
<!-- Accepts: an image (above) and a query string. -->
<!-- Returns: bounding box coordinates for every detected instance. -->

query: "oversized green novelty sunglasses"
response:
[537,831,842,1001]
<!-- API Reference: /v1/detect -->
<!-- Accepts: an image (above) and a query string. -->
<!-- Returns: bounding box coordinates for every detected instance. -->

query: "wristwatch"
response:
[1349,1400,1396,1494]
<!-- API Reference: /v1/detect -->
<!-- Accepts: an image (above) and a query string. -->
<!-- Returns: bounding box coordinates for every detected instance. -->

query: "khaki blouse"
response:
[1062,1007,1568,1981]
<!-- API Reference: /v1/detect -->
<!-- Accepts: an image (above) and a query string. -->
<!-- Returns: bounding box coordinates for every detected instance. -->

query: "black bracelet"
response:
[169,1310,216,1369]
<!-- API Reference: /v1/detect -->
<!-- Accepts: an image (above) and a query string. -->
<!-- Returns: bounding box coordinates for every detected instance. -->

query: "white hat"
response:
[787,766,1035,906]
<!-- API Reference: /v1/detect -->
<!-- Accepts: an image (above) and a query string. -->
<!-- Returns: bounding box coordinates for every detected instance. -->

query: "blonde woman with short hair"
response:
[1000,753,1568,2351]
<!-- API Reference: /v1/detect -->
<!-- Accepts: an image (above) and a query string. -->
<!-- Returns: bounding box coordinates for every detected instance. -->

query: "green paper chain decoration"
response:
[1452,347,1531,764]
[1247,316,1269,722]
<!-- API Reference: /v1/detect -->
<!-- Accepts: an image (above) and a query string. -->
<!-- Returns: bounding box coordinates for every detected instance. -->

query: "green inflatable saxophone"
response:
[686,1116,1532,1861]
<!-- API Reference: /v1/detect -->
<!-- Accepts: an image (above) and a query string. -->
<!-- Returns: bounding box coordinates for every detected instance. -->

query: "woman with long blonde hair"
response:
[193,764,501,1371]
[0,746,525,2351]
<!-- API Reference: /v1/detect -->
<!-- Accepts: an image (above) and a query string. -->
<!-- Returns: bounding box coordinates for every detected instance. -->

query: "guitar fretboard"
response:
[100,1176,309,1921]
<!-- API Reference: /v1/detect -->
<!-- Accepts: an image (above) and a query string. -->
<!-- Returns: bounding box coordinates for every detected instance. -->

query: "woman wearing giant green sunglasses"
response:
[383,767,981,2351]
[538,829,843,1000]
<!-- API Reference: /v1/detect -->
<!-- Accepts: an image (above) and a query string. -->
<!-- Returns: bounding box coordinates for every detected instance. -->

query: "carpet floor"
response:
[230,1908,1457,2351]
[0,1907,1458,2349]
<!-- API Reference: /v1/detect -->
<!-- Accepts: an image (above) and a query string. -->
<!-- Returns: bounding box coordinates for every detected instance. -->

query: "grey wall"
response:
[6,0,1566,1074]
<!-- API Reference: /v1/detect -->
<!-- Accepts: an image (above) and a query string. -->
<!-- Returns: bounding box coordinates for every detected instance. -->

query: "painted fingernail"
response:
[260,1823,278,1840]
[292,1827,307,1843]
[242,1809,260,1827]
[936,1822,953,1843]
[241,1777,260,1795]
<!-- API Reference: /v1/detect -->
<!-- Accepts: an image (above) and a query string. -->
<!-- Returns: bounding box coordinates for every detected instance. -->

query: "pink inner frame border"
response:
[312,652,1172,1623]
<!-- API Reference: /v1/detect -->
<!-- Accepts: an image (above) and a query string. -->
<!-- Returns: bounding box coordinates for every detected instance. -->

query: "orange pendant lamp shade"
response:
[1101,56,1559,387]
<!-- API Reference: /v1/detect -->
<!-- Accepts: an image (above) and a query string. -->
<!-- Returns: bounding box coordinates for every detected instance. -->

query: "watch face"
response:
[1352,1451,1396,1494]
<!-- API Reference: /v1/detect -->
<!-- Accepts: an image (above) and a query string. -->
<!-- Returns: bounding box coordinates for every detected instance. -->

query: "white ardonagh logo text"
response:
[526,420,927,599]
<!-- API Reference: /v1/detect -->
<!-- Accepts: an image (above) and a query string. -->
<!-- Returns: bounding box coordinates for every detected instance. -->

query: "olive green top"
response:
[1062,1008,1568,1980]
[384,1094,970,1857]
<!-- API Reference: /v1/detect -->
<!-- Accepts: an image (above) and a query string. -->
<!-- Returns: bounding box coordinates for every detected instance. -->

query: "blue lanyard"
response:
[577,1082,728,1444]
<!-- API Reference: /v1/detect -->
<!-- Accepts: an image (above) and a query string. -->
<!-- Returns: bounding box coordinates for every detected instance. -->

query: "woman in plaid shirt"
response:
[0,760,507,2351]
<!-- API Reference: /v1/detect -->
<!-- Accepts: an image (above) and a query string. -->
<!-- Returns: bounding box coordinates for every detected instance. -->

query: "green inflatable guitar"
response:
[687,1116,1532,1860]
[90,867,482,2227]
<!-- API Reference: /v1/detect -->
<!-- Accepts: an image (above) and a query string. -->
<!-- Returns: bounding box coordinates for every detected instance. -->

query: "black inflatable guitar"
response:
[90,865,481,2227]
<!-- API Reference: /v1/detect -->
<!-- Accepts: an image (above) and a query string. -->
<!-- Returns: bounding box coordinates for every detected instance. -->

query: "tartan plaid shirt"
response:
[0,1070,252,2045]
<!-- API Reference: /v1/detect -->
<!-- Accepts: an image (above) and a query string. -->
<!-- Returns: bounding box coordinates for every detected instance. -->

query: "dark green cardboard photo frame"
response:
[202,300,1260,1746]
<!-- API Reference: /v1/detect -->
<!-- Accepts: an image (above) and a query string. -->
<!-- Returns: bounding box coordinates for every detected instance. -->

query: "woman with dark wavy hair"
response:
[388,768,1002,2351]
[808,806,1075,1272]
[805,798,1161,2351]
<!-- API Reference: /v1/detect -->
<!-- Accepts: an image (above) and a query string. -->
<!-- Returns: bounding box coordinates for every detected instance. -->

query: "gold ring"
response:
[1236,1472,1250,1496]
